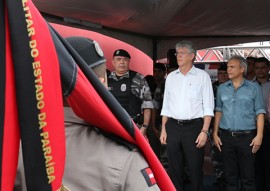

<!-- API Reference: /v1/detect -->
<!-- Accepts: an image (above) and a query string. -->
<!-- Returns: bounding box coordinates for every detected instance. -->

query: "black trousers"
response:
[220,129,256,191]
[166,118,204,191]
[146,126,161,159]
[209,129,225,181]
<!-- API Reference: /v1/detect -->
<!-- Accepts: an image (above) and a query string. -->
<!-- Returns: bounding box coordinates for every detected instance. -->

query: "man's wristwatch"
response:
[141,124,149,129]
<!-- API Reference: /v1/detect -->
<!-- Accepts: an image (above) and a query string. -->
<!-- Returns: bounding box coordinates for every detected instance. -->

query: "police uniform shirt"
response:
[14,107,160,191]
[108,70,154,109]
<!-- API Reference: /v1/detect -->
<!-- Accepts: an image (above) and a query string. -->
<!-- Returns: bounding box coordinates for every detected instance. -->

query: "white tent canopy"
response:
[33,0,270,60]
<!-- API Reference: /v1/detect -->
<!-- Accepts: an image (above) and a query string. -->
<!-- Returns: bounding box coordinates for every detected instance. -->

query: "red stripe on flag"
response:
[1,15,20,191]
[26,1,65,190]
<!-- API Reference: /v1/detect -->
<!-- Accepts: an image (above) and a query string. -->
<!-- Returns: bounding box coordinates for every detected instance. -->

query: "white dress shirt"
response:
[161,66,214,120]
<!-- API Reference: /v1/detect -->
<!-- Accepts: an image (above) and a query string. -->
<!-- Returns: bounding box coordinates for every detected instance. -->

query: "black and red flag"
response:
[1,0,66,190]
[0,0,176,190]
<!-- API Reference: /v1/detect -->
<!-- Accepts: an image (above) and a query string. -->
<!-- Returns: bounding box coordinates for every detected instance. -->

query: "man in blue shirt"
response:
[213,55,265,191]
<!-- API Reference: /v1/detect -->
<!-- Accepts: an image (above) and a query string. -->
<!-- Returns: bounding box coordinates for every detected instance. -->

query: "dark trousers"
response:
[166,118,204,191]
[209,130,225,181]
[160,144,169,173]
[220,130,256,191]
[146,126,161,159]
[255,127,270,191]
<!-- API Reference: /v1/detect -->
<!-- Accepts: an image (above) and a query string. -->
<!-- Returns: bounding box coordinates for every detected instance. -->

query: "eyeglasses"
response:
[174,51,191,56]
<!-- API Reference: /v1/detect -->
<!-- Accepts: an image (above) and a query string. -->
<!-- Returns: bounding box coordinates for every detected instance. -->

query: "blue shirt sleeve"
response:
[215,85,223,112]
[254,84,266,116]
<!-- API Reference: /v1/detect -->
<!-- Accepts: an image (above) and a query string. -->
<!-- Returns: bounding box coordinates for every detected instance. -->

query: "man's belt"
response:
[220,128,256,136]
[171,118,202,125]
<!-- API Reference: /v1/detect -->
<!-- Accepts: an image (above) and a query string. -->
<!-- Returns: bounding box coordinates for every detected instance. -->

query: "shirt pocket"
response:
[238,98,254,113]
[188,84,200,99]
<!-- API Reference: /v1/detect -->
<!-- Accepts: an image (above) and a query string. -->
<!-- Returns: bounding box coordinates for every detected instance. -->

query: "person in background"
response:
[160,40,214,191]
[145,63,166,160]
[245,56,257,81]
[254,57,270,106]
[152,63,169,171]
[108,49,154,136]
[212,63,229,99]
[152,63,166,135]
[152,63,170,174]
[166,49,179,74]
[213,55,265,191]
[254,57,270,191]
[144,74,160,157]
[145,75,156,98]
[14,37,161,191]
[209,63,228,190]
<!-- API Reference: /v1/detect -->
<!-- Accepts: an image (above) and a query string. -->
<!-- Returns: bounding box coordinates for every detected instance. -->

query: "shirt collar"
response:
[109,70,130,79]
[253,77,270,85]
[175,65,196,75]
[227,78,247,88]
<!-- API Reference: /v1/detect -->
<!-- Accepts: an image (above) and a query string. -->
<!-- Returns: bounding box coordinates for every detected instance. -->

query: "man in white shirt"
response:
[160,40,214,191]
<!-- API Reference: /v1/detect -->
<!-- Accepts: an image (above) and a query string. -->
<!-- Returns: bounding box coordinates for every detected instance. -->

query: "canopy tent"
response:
[52,23,153,75]
[33,0,270,60]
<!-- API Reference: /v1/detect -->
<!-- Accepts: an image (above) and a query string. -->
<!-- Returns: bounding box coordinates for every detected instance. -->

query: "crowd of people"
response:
[104,40,270,191]
[14,36,270,191]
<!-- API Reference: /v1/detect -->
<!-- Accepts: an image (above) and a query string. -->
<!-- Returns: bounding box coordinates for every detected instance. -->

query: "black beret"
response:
[113,49,131,59]
[65,36,106,68]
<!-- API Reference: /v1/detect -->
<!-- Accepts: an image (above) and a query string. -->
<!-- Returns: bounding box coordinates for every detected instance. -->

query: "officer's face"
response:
[112,56,130,76]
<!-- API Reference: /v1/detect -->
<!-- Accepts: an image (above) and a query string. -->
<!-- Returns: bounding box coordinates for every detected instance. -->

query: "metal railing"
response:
[195,45,270,63]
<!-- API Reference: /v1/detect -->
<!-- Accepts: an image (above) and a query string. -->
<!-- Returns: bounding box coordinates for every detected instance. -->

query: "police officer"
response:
[14,37,160,191]
[108,49,154,135]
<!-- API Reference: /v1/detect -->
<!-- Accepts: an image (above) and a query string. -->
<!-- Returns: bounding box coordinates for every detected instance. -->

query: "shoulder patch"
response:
[141,167,157,187]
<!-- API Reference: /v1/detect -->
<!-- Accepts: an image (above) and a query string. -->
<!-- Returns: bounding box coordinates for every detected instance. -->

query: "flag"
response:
[2,0,65,190]
[1,0,176,190]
